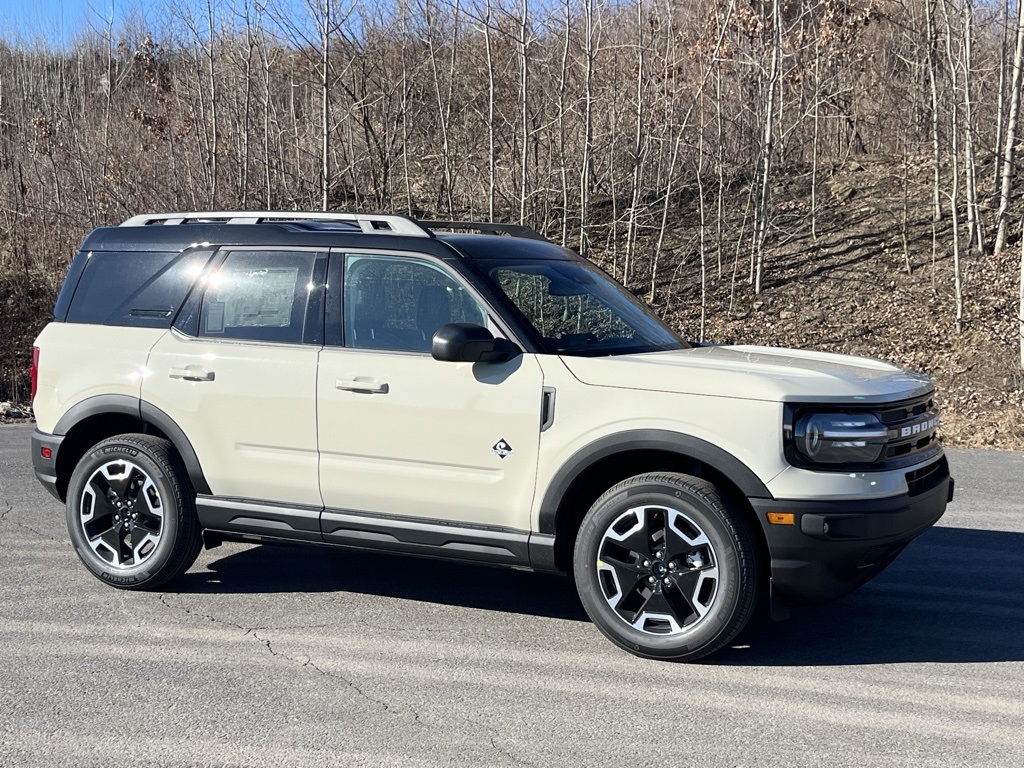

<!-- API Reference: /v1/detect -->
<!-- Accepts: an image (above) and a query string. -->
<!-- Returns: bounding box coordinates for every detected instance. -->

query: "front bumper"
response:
[750,462,953,604]
[31,428,64,502]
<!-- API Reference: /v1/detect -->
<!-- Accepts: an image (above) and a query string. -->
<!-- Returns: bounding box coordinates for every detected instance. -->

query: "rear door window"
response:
[199,250,321,344]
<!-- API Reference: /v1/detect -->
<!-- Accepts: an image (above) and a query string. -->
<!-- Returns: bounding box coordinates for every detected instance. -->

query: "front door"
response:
[316,251,544,534]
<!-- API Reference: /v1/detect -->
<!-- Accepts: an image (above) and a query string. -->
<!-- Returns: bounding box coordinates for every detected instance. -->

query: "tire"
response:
[573,472,759,661]
[65,433,202,590]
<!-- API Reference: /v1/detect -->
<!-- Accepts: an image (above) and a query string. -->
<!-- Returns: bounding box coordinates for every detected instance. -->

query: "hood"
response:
[560,345,933,403]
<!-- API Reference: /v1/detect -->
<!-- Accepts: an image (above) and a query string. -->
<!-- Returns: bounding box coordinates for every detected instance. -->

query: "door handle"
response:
[335,377,388,394]
[169,365,216,382]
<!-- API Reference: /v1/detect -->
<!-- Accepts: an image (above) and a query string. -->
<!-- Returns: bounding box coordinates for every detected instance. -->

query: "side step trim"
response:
[322,508,531,566]
[196,496,323,542]
[195,495,550,570]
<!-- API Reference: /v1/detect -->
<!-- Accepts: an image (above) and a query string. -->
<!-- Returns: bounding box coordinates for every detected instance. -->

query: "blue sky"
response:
[3,0,133,44]
[0,0,348,47]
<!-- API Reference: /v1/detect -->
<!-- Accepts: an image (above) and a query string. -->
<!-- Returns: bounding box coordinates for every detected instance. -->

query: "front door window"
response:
[343,254,486,352]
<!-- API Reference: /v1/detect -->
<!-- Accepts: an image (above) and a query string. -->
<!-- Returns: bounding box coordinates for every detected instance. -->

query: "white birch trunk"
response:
[994,0,1024,254]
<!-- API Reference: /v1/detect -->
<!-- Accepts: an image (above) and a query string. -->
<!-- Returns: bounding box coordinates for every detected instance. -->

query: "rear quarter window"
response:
[64,250,210,327]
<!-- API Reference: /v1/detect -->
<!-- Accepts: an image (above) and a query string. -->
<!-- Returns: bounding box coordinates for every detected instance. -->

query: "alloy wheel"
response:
[78,460,164,569]
[596,504,720,636]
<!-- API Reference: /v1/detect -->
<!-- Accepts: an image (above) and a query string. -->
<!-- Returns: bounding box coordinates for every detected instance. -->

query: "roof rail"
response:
[421,220,548,242]
[120,211,433,238]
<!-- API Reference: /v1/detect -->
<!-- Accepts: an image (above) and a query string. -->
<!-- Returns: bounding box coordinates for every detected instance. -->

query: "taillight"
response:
[30,346,40,403]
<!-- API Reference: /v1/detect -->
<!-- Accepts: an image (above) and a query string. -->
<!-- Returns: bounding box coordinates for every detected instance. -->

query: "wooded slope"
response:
[1,0,1021,446]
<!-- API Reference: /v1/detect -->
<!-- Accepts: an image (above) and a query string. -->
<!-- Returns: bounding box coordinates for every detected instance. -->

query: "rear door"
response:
[144,247,326,535]
[316,250,545,534]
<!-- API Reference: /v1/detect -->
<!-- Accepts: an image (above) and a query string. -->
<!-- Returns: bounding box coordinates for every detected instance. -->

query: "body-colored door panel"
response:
[144,332,321,506]
[317,349,544,529]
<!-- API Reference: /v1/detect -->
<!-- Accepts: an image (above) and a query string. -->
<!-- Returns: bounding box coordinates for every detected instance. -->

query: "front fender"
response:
[536,429,774,536]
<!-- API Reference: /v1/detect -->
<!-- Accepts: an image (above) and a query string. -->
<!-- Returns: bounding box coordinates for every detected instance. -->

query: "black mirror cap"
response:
[432,323,520,363]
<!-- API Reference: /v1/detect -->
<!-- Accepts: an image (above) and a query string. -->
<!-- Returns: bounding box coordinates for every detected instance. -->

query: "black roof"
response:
[79,222,580,263]
[436,233,583,262]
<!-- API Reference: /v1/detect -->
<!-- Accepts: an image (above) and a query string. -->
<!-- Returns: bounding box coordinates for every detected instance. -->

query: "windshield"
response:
[485,260,687,356]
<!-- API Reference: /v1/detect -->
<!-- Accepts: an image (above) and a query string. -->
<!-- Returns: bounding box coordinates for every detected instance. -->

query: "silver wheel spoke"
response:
[92,526,126,566]
[79,459,163,570]
[597,504,720,637]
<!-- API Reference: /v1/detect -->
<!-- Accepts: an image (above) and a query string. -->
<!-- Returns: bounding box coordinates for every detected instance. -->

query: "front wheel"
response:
[66,434,202,589]
[573,472,760,661]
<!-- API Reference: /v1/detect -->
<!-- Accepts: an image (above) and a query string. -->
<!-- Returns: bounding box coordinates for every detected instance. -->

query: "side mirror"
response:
[431,323,520,363]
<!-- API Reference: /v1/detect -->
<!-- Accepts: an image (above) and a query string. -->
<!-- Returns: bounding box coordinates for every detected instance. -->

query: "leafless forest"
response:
[1,0,1023,445]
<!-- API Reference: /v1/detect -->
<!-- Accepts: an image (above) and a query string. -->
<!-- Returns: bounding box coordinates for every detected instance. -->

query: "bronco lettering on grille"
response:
[898,414,940,439]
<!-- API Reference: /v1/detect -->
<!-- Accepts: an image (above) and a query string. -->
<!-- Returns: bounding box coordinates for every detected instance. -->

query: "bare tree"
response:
[995,0,1024,255]
[753,0,782,295]
[925,0,943,223]
[940,0,965,333]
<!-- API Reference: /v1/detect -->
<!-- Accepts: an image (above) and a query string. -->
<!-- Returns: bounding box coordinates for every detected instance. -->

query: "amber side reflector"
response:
[767,512,796,525]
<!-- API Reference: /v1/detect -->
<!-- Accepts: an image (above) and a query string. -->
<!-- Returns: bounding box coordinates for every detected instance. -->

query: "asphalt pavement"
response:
[1,424,1022,767]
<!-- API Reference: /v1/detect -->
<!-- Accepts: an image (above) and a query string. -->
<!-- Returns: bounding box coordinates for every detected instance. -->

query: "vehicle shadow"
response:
[716,526,1024,666]
[172,526,1024,663]
[174,541,590,622]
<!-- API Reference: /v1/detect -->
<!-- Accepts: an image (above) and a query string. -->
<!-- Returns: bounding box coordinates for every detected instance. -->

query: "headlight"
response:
[794,412,889,465]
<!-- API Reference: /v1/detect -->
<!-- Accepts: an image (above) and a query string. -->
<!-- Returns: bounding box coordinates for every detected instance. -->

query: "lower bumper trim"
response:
[751,472,951,604]
[31,429,64,502]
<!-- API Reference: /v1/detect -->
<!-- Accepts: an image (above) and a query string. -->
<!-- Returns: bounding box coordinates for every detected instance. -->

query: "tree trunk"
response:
[753,0,782,295]
[1020,216,1024,368]
[321,0,331,211]
[961,0,984,254]
[484,6,497,222]
[207,0,220,208]
[624,0,645,284]
[518,0,530,225]
[925,0,943,223]
[995,0,1024,255]
[579,0,597,253]
[941,0,965,333]
[994,0,1010,197]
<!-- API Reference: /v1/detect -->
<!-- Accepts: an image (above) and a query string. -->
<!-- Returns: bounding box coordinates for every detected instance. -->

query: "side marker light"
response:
[767,512,795,525]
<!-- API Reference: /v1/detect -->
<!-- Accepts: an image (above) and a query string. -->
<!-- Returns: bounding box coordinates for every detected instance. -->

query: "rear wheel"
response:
[573,472,759,661]
[66,434,202,589]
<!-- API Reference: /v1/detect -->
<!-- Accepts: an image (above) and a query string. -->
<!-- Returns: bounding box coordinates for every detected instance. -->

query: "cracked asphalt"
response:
[1,423,1023,767]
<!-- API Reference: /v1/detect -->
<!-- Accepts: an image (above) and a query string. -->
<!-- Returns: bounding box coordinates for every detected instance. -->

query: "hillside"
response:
[644,156,1023,450]
[3,153,1022,449]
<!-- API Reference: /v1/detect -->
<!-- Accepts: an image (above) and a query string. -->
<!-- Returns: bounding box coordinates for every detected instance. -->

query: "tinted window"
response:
[199,250,318,344]
[487,261,685,356]
[344,254,486,352]
[53,251,89,321]
[65,250,210,327]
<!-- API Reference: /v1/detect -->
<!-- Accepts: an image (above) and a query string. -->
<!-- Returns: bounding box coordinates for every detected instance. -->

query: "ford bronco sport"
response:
[30,211,954,660]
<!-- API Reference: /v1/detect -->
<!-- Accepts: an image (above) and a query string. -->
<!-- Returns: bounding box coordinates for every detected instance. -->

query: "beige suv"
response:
[30,211,954,660]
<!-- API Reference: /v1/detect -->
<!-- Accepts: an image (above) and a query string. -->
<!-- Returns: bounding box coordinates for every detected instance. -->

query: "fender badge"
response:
[491,438,513,459]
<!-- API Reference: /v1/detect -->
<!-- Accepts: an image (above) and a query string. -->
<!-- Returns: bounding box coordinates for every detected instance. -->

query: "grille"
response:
[878,394,941,464]
[906,455,949,497]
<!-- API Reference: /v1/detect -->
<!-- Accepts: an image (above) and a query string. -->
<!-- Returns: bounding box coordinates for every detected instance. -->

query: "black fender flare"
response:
[537,429,773,535]
[54,393,140,434]
[54,394,212,495]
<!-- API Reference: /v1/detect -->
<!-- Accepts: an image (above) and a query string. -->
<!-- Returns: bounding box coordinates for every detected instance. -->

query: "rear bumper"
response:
[750,467,953,604]
[31,428,64,502]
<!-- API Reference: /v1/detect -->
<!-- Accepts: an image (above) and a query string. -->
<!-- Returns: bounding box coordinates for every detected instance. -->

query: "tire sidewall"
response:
[66,439,184,589]
[574,479,747,660]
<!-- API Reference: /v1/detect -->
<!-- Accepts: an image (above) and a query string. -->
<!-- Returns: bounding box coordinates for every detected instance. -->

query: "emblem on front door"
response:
[491,438,513,459]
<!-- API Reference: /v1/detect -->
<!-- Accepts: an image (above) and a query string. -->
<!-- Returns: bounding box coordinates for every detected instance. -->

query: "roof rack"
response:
[422,220,548,242]
[120,211,433,238]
